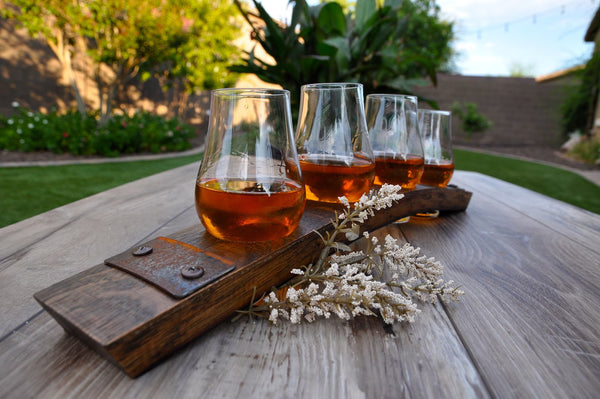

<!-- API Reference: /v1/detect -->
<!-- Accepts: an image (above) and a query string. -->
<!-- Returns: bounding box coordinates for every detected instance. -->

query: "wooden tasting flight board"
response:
[34,185,472,378]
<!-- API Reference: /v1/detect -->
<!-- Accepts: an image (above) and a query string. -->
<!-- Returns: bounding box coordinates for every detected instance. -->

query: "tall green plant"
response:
[560,53,600,139]
[231,0,454,113]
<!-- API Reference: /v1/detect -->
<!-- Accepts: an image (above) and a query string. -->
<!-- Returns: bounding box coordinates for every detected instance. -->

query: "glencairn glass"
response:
[195,88,305,241]
[295,83,375,203]
[366,94,424,189]
[416,109,454,217]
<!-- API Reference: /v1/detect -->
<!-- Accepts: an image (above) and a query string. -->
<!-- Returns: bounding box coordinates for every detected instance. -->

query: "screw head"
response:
[181,265,205,279]
[133,246,153,256]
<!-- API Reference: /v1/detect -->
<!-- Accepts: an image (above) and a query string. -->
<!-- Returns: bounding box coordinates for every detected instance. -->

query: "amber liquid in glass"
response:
[195,178,305,241]
[299,155,375,203]
[374,154,424,189]
[420,161,455,187]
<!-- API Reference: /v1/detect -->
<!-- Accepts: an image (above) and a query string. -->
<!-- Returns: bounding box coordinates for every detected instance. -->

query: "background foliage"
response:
[450,101,493,138]
[560,52,600,138]
[0,104,194,156]
[2,0,241,122]
[231,0,455,113]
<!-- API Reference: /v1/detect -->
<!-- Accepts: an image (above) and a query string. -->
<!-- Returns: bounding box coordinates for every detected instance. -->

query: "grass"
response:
[0,149,598,229]
[454,149,600,214]
[0,154,201,228]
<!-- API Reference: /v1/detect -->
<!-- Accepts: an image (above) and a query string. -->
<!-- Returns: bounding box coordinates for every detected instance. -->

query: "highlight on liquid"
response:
[195,178,306,242]
[373,153,424,189]
[420,160,454,188]
[298,154,375,203]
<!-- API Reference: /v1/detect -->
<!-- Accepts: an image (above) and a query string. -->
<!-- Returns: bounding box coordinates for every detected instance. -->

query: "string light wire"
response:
[454,0,598,39]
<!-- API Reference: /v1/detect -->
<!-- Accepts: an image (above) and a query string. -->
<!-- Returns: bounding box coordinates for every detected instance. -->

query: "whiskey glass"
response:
[366,94,424,189]
[366,94,424,223]
[416,109,454,217]
[295,83,375,203]
[195,88,305,241]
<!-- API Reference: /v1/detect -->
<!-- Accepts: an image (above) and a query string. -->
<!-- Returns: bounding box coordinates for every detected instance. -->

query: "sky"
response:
[259,0,598,77]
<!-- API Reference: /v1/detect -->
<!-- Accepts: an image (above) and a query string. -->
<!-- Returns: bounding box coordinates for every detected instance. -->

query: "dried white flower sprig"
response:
[240,184,464,325]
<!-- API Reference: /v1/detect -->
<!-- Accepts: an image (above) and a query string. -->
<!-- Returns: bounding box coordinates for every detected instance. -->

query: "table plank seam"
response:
[132,204,196,246]
[0,213,87,267]
[0,308,45,345]
[397,226,495,397]
[440,300,495,397]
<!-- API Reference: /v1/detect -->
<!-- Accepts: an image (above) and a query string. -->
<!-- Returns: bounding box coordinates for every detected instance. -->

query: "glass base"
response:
[393,216,411,224]
[414,210,440,218]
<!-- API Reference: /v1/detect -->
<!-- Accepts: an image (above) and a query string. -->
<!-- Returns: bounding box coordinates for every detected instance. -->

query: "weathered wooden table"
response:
[1,165,599,398]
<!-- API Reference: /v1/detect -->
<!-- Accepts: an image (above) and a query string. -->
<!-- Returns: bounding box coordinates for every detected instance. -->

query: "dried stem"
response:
[237,184,464,325]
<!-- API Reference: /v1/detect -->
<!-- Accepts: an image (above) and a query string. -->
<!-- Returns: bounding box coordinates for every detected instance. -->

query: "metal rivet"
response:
[181,265,205,279]
[133,246,153,256]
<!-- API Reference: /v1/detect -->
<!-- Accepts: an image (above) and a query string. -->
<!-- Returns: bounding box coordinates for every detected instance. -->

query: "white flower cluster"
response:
[263,258,420,325]
[380,235,464,303]
[244,184,463,326]
[337,184,404,241]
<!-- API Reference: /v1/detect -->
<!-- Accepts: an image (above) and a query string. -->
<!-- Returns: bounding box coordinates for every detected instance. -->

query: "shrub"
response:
[0,104,195,157]
[451,101,492,138]
[568,136,600,164]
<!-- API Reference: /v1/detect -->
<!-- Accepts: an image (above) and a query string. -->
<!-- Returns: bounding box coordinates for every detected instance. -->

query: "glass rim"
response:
[418,109,451,116]
[366,93,418,102]
[211,87,290,98]
[301,82,362,91]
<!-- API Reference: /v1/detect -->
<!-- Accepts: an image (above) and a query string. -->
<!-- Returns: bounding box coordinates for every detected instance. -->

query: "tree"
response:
[144,0,242,116]
[508,62,535,77]
[394,0,455,75]
[231,0,455,113]
[2,0,241,123]
[560,53,600,138]
[2,0,90,114]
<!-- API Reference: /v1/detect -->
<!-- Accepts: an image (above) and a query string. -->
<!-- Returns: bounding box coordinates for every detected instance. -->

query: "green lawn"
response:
[0,154,201,228]
[453,149,600,214]
[0,149,598,229]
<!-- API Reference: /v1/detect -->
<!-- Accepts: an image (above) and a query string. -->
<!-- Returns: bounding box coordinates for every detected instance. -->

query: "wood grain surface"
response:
[1,167,599,398]
[33,183,471,377]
